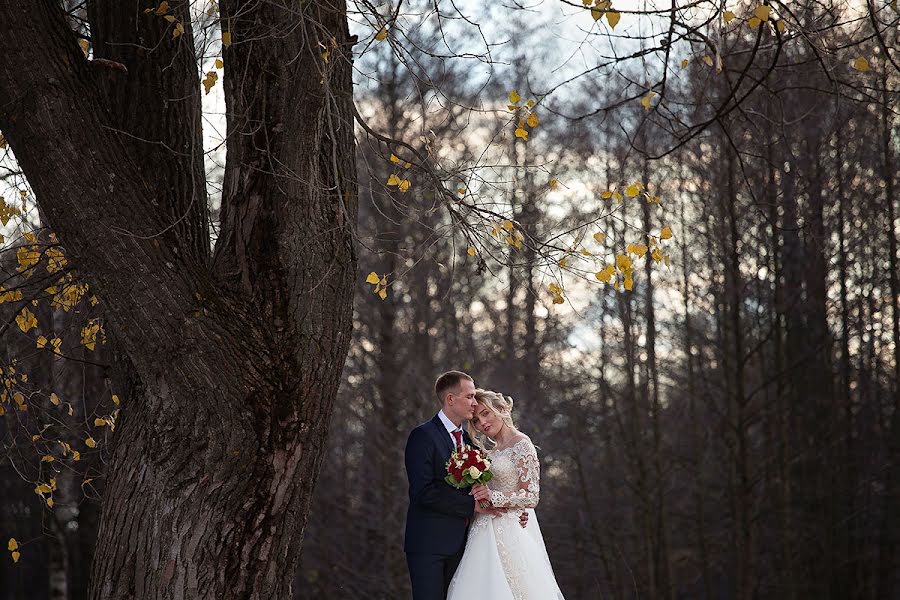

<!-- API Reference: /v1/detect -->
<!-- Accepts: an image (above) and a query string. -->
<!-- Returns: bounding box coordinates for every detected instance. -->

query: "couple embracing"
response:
[404,370,565,600]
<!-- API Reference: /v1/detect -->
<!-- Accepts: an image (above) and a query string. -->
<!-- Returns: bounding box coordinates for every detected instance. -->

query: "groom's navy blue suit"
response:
[405,414,476,600]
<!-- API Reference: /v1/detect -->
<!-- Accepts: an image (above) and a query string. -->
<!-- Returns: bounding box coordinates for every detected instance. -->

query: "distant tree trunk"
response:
[0,2,357,598]
[875,72,900,600]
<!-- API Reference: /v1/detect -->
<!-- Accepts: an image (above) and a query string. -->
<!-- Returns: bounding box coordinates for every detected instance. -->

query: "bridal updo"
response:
[468,388,518,449]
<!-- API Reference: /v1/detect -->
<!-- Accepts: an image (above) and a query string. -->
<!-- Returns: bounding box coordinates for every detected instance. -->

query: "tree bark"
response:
[0,2,358,598]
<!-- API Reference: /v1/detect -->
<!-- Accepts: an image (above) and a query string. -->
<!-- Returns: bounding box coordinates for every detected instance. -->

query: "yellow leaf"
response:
[641,91,656,111]
[664,254,671,266]
[46,498,54,508]
[378,288,387,300]
[375,26,388,41]
[72,451,80,461]
[173,21,185,38]
[660,226,673,239]
[156,1,169,15]
[651,247,663,263]
[526,99,535,108]
[613,191,622,202]
[624,276,633,291]
[398,180,411,193]
[35,484,51,495]
[36,336,47,349]
[7,538,17,551]
[681,58,689,68]
[509,89,521,104]
[595,265,614,283]
[581,248,592,256]
[222,31,232,47]
[724,10,735,23]
[703,55,714,66]
[754,4,771,21]
[12,551,20,563]
[594,232,606,243]
[457,188,466,195]
[601,191,613,199]
[387,174,401,186]
[776,19,786,32]
[549,179,558,189]
[625,185,640,198]
[164,14,176,22]
[467,246,476,257]
[591,8,603,21]
[41,455,54,463]
[404,162,412,169]
[94,418,106,427]
[853,57,870,72]
[748,16,761,28]
[112,394,120,405]
[559,257,567,268]
[15,307,37,333]
[606,10,620,28]
[84,437,97,448]
[514,127,529,141]
[79,39,90,57]
[202,71,218,94]
[527,112,539,128]
[628,243,648,257]
[503,220,515,231]
[390,153,400,163]
[50,393,60,406]
[215,58,224,69]
[552,296,565,304]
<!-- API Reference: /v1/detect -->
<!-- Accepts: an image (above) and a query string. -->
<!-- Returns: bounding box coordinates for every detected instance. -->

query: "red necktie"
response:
[452,430,463,453]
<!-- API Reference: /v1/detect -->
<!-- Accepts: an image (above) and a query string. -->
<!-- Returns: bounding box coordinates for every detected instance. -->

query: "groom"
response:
[404,371,526,600]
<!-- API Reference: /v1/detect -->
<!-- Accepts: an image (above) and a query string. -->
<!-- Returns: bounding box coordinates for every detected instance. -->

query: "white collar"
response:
[437,409,462,434]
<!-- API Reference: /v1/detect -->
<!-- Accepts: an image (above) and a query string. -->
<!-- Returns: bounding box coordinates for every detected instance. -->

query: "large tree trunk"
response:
[0,1,357,598]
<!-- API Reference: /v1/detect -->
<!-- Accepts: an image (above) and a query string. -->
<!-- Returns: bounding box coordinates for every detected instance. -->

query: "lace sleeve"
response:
[490,439,540,509]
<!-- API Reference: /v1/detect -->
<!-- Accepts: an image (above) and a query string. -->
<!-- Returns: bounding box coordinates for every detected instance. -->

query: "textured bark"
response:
[0,1,357,598]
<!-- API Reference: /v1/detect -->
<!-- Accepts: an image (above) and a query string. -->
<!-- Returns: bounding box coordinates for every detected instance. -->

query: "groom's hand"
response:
[519,511,528,528]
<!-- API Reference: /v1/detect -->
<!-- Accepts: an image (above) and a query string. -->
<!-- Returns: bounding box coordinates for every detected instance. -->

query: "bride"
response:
[447,389,565,600]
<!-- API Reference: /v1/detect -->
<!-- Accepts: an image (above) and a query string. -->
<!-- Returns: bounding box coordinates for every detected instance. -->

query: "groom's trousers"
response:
[406,548,464,600]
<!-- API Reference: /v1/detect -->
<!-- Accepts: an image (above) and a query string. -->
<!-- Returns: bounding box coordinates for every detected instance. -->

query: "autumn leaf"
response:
[215,58,224,69]
[681,58,689,68]
[748,16,761,28]
[754,4,771,21]
[660,226,673,240]
[625,184,640,198]
[172,21,185,39]
[15,307,37,333]
[387,174,401,186]
[84,437,97,448]
[593,232,606,243]
[703,55,714,67]
[79,39,90,57]
[724,10,735,23]
[467,246,476,257]
[514,126,528,140]
[36,336,47,349]
[375,26,388,41]
[509,89,521,105]
[527,112,539,128]
[365,272,380,284]
[641,91,656,111]
[8,539,17,551]
[398,180,411,193]
[549,179,558,189]
[202,71,218,94]
[390,153,400,163]
[50,393,60,406]
[606,10,620,28]
[222,31,232,47]
[853,57,870,72]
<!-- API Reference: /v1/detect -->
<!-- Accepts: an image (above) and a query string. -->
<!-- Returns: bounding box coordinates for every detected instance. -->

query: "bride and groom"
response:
[404,370,565,600]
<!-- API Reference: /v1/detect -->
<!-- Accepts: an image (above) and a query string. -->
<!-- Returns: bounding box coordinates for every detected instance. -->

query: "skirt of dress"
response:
[446,509,565,600]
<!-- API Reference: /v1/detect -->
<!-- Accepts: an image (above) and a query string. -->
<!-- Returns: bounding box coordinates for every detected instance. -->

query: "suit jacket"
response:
[404,414,476,555]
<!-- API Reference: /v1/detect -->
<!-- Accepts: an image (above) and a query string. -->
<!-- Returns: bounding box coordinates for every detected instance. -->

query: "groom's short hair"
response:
[434,370,473,403]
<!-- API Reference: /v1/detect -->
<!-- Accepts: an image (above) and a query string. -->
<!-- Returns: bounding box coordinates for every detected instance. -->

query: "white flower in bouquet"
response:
[468,466,482,479]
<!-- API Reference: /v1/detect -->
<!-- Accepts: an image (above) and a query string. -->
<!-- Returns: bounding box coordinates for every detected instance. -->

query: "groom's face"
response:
[449,379,477,422]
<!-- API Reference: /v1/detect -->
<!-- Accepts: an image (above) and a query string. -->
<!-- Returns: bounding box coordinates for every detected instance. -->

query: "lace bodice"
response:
[487,437,540,509]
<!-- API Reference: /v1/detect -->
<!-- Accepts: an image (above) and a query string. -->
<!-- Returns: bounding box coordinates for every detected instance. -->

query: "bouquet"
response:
[445,444,494,508]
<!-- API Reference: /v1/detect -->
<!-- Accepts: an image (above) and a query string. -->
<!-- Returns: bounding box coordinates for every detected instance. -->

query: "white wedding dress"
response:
[447,436,565,600]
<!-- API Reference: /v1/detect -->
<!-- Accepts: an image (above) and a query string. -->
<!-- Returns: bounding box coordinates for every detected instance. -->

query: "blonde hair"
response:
[468,388,517,449]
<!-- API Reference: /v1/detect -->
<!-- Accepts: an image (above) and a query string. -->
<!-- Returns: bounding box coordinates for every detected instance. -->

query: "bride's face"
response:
[471,403,504,437]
